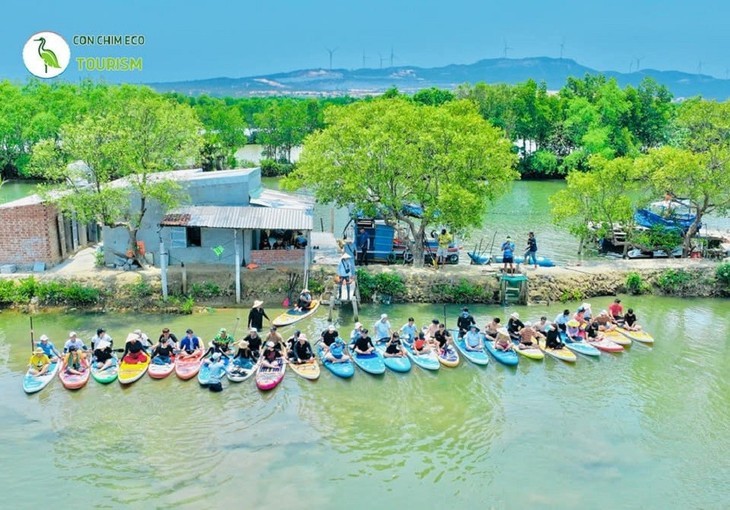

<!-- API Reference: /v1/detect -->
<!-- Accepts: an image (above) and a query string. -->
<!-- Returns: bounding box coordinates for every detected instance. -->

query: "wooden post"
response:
[303,230,311,290]
[160,241,168,301]
[234,229,241,304]
[181,262,187,295]
[330,208,335,234]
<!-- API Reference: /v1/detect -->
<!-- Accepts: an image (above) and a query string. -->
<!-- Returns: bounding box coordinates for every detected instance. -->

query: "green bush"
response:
[633,225,682,254]
[189,281,222,299]
[355,268,376,301]
[373,272,406,297]
[656,269,693,294]
[0,279,16,304]
[15,276,38,303]
[625,272,650,295]
[179,296,195,314]
[94,248,105,267]
[0,278,101,307]
[127,276,153,299]
[559,288,585,303]
[431,279,490,302]
[62,283,100,305]
[716,262,730,286]
[260,158,294,177]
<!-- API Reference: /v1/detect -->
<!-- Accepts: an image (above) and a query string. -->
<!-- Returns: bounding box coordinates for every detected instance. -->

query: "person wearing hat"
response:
[179,329,203,359]
[581,303,593,321]
[507,312,525,341]
[352,328,375,355]
[501,235,516,274]
[337,253,354,301]
[248,300,270,332]
[36,334,61,362]
[92,338,114,371]
[608,298,624,324]
[122,332,149,364]
[483,317,502,341]
[203,352,226,392]
[565,319,582,342]
[63,332,87,355]
[464,324,483,352]
[400,317,418,343]
[349,322,364,344]
[374,314,392,343]
[320,325,339,349]
[206,327,234,356]
[260,341,282,369]
[229,339,256,377]
[91,328,113,351]
[554,309,571,332]
[240,327,263,359]
[64,344,88,376]
[292,333,315,364]
[28,347,51,376]
[457,307,476,338]
[424,319,441,341]
[324,335,351,363]
[294,288,313,312]
[383,332,406,358]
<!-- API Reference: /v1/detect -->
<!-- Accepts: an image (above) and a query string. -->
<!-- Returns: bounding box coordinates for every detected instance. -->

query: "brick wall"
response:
[249,249,304,267]
[0,203,61,266]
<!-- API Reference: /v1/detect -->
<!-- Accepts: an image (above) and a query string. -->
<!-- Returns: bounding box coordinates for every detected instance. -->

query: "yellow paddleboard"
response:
[538,338,577,362]
[512,341,544,360]
[288,359,320,380]
[272,300,321,327]
[617,327,654,344]
[604,329,632,346]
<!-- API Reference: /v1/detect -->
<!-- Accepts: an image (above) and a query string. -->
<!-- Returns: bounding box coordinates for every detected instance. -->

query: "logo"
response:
[22,31,71,78]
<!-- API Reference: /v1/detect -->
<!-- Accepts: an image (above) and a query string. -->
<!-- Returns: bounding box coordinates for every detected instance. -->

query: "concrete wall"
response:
[0,203,62,267]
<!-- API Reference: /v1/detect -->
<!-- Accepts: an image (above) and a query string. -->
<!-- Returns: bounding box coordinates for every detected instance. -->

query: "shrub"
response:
[656,269,693,294]
[127,276,153,299]
[0,279,16,304]
[559,288,586,303]
[179,296,195,314]
[260,158,294,177]
[94,248,105,267]
[431,279,490,302]
[15,276,38,303]
[355,268,376,301]
[189,281,222,299]
[62,283,100,305]
[373,272,406,297]
[625,272,650,295]
[716,262,730,286]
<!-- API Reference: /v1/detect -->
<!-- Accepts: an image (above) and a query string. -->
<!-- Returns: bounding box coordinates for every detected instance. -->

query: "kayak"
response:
[288,358,321,380]
[198,355,230,386]
[437,345,460,367]
[271,300,321,327]
[118,353,151,385]
[604,329,632,346]
[23,359,60,394]
[316,344,355,378]
[350,346,386,375]
[453,333,489,366]
[226,357,259,382]
[174,343,205,380]
[538,338,577,363]
[374,341,412,373]
[484,340,519,366]
[492,254,555,267]
[617,327,655,344]
[256,358,286,390]
[91,355,119,384]
[402,340,440,371]
[560,332,601,358]
[149,355,175,379]
[587,337,624,353]
[511,340,545,360]
[59,362,91,390]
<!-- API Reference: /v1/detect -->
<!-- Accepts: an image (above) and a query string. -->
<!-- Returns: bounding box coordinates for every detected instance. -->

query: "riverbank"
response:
[0,246,728,313]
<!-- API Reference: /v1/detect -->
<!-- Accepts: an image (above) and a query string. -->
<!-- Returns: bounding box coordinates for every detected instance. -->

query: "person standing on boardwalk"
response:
[336,253,353,301]
[356,227,370,266]
[248,300,270,332]
[501,236,516,274]
[437,228,453,267]
[525,232,538,269]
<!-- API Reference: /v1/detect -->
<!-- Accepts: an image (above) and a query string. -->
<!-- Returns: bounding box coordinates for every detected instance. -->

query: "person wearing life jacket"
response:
[64,345,88,375]
[178,329,203,359]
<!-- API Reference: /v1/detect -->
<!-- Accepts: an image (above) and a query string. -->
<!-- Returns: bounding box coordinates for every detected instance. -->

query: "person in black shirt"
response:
[544,323,564,349]
[507,312,525,341]
[151,338,176,364]
[383,333,405,358]
[456,307,476,338]
[285,330,300,360]
[433,324,452,351]
[260,341,282,369]
[353,329,375,354]
[242,328,263,359]
[293,334,314,363]
[320,325,339,348]
[248,300,270,331]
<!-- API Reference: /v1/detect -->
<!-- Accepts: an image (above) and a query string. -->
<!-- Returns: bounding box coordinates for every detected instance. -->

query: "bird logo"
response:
[22,31,70,79]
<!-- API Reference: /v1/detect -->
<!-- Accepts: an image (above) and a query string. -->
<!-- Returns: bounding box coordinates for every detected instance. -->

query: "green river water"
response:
[1,297,728,509]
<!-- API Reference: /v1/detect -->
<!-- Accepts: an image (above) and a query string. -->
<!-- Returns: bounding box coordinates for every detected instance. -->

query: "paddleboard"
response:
[350,345,386,375]
[23,360,60,394]
[374,341,412,373]
[59,362,91,390]
[226,357,259,382]
[119,353,151,385]
[587,337,624,353]
[149,355,175,379]
[316,344,355,378]
[511,340,545,360]
[560,332,601,357]
[174,342,205,380]
[198,355,230,386]
[256,358,286,390]
[437,345,460,367]
[402,340,440,371]
[271,300,321,327]
[617,327,654,344]
[91,356,119,384]
[453,333,489,366]
[604,329,632,346]
[484,340,519,366]
[538,338,577,362]
[288,357,321,380]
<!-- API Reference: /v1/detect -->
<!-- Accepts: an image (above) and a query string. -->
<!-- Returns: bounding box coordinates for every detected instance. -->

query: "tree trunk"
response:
[682,214,703,257]
[127,227,146,268]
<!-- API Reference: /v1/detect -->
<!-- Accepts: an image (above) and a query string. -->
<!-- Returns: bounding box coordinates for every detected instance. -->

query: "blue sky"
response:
[2,0,728,83]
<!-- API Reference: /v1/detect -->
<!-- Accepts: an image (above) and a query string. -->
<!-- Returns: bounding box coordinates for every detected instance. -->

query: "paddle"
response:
[29,317,34,353]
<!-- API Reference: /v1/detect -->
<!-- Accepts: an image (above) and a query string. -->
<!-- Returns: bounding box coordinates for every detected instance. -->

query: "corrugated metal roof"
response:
[160,206,313,231]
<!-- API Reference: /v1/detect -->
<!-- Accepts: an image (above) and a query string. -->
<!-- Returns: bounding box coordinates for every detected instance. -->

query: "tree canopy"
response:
[282,97,518,266]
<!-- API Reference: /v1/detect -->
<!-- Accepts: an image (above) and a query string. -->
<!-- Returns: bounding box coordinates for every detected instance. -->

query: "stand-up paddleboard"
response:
[91,355,119,384]
[149,355,175,379]
[437,345,460,367]
[174,342,205,380]
[256,358,286,390]
[511,339,545,360]
[604,329,632,346]
[59,362,91,390]
[560,332,601,358]
[453,333,489,366]
[198,355,230,386]
[226,357,259,382]
[402,340,440,371]
[617,327,654,344]
[484,340,519,366]
[587,336,624,353]
[316,344,355,378]
[288,358,321,380]
[23,360,60,394]
[538,338,577,363]
[350,345,386,375]
[119,353,151,385]
[374,341,412,373]
[271,300,321,327]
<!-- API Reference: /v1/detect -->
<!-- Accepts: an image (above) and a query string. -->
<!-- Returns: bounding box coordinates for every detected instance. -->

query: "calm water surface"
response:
[1,296,728,509]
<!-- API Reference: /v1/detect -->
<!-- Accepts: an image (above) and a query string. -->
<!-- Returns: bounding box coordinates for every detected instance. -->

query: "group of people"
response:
[500,232,539,274]
[258,230,308,251]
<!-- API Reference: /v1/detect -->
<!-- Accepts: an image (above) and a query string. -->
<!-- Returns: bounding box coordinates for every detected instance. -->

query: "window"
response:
[186,227,202,247]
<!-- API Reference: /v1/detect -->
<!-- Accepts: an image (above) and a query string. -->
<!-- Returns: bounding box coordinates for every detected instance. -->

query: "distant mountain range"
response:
[148,57,730,100]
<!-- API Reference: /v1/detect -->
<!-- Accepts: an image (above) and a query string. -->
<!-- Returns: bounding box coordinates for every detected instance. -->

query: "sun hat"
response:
[34,347,44,354]
[298,334,308,341]
[600,310,608,316]
[510,312,519,319]
[354,322,362,329]
[524,321,532,327]
[266,341,275,348]
[219,328,227,333]
[40,335,49,341]
[328,325,335,331]
[133,329,142,335]
[250,327,257,333]
[253,300,264,308]
[567,319,580,327]
[69,331,77,337]
[211,352,221,360]
[380,313,388,320]
[237,340,249,349]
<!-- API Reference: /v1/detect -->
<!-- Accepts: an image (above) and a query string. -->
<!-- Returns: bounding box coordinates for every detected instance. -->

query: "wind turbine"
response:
[503,39,513,58]
[326,47,338,70]
[635,56,644,71]
[697,60,703,76]
[390,47,397,67]
[379,52,386,69]
[362,51,367,69]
